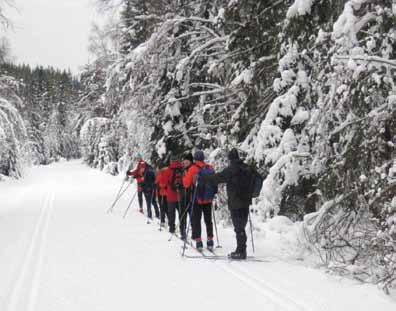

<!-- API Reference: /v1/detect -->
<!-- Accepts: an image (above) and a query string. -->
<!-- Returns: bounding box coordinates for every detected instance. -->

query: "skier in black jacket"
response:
[201,148,252,259]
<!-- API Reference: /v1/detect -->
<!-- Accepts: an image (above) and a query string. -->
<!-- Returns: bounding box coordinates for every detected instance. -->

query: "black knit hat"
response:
[194,150,205,161]
[228,148,240,161]
[170,154,179,162]
[182,152,193,162]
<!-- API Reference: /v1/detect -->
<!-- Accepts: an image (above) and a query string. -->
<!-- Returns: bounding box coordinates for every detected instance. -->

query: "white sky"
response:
[5,0,101,74]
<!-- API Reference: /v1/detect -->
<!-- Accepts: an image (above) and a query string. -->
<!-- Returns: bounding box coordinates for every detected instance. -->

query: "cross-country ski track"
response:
[0,161,395,311]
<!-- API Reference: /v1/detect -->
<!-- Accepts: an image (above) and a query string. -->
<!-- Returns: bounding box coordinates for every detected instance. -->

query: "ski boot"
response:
[139,208,144,214]
[207,239,214,251]
[228,250,247,260]
[196,240,204,252]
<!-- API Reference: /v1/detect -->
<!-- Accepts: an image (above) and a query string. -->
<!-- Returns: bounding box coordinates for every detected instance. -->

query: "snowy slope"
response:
[0,161,395,311]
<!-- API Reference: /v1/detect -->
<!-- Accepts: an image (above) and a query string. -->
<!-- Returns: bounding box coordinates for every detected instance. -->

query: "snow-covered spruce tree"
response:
[247,0,396,289]
[298,0,396,290]
[0,75,27,178]
[240,0,341,220]
[80,117,112,169]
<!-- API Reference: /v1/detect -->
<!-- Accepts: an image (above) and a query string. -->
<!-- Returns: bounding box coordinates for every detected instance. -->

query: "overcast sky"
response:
[6,0,101,74]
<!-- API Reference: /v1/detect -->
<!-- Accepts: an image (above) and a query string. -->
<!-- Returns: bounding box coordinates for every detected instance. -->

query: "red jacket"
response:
[127,160,146,190]
[163,161,183,203]
[156,168,168,197]
[183,161,213,189]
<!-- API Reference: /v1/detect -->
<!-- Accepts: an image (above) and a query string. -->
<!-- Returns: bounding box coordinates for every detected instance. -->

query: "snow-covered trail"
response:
[0,161,395,311]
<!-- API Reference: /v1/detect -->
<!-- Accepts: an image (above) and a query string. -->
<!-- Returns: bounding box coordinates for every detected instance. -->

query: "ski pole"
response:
[248,209,255,253]
[212,200,222,248]
[175,190,186,238]
[158,195,165,231]
[123,190,138,219]
[107,179,127,213]
[107,182,131,214]
[182,182,198,257]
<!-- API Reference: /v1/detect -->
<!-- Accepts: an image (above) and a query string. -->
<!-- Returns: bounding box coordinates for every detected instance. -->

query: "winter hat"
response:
[158,161,167,169]
[194,150,205,161]
[136,153,143,160]
[182,152,193,163]
[228,148,240,161]
[170,154,179,162]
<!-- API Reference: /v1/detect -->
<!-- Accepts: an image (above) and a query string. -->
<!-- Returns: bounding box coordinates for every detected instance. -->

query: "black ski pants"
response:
[142,190,159,219]
[151,192,159,217]
[158,195,168,224]
[230,208,249,252]
[168,201,181,234]
[138,190,144,209]
[191,203,213,241]
[179,199,190,240]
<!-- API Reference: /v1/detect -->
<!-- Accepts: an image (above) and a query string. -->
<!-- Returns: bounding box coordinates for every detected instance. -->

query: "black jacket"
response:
[202,159,252,210]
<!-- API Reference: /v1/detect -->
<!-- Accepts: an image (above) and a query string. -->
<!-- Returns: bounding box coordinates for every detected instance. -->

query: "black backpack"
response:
[171,167,184,191]
[235,164,264,200]
[250,168,264,198]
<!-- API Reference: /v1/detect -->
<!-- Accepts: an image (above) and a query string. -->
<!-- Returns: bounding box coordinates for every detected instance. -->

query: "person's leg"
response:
[230,208,249,254]
[138,191,143,211]
[144,191,153,219]
[191,203,203,244]
[168,202,176,233]
[159,196,166,224]
[164,197,168,223]
[152,191,160,218]
[179,200,188,240]
[202,203,214,243]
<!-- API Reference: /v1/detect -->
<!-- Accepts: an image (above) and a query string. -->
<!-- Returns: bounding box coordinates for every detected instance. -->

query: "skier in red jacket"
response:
[127,157,159,219]
[163,155,184,237]
[156,164,168,227]
[183,150,216,250]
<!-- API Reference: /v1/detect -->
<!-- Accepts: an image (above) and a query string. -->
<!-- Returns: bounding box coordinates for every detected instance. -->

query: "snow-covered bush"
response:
[80,117,112,168]
[0,77,27,178]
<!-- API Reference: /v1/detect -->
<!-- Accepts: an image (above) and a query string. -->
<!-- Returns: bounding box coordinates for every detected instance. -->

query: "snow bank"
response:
[253,215,307,260]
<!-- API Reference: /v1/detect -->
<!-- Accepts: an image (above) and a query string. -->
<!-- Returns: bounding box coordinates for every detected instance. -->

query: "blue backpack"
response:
[196,165,218,204]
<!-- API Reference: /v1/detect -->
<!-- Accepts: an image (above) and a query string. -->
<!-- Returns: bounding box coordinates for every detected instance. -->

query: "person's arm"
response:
[183,165,197,188]
[127,169,138,177]
[202,167,233,185]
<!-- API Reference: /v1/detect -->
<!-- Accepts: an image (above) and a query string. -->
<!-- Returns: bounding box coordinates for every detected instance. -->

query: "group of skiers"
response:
[126,148,260,260]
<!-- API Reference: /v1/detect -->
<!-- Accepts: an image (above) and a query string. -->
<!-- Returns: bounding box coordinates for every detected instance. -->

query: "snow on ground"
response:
[0,160,395,311]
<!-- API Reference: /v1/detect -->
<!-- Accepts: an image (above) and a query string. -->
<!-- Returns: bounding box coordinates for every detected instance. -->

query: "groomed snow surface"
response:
[0,161,395,311]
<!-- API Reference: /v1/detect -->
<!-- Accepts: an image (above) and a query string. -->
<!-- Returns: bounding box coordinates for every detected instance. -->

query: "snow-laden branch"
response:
[333,55,396,69]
